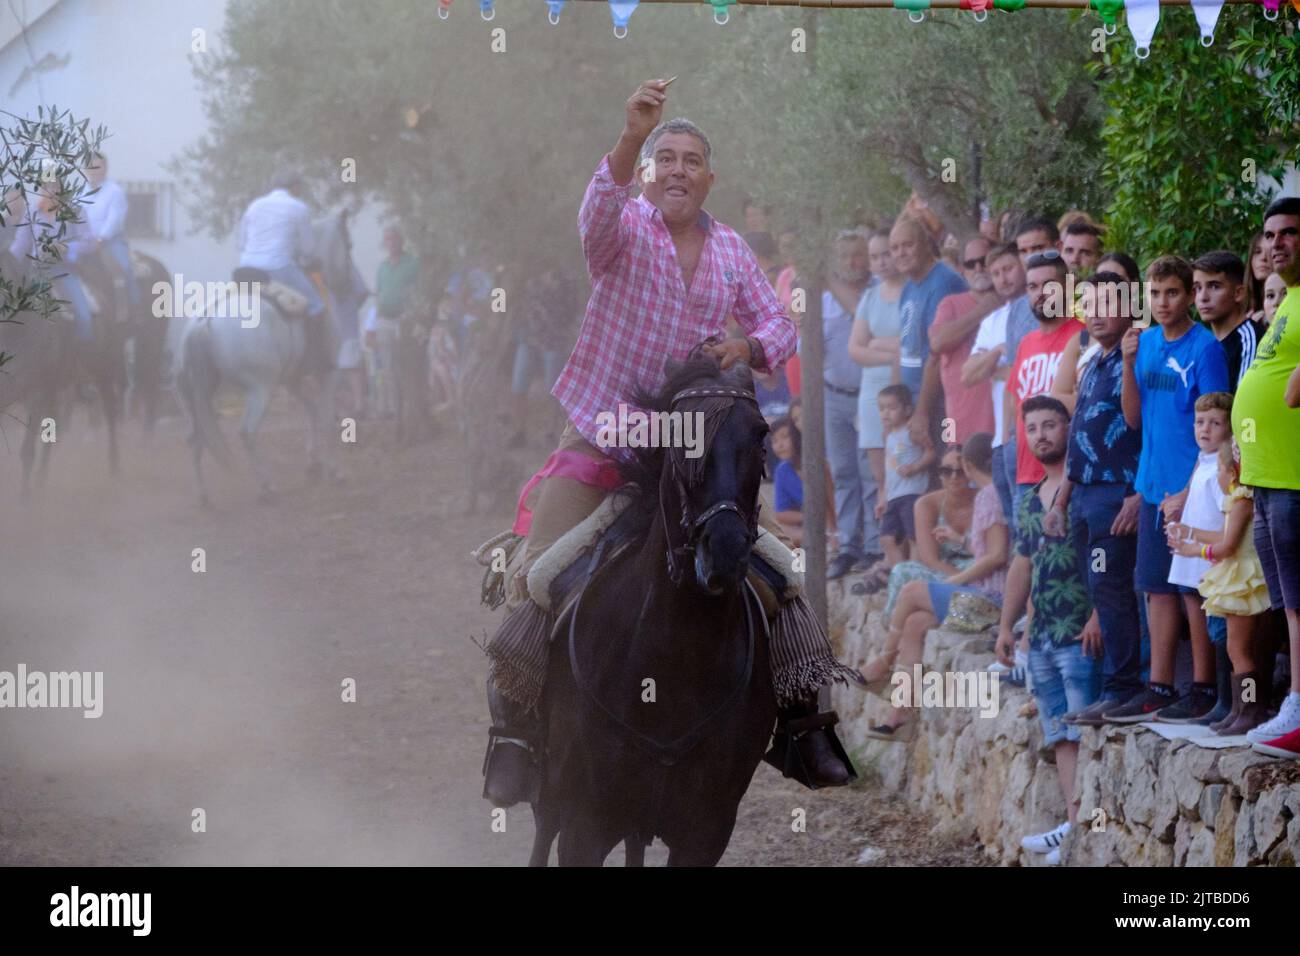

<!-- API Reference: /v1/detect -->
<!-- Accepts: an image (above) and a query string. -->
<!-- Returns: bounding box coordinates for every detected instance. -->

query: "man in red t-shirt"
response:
[928,235,1003,444]
[1011,251,1084,495]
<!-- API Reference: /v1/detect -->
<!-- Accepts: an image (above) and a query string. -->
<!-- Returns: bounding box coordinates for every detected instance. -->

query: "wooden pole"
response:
[801,259,829,632]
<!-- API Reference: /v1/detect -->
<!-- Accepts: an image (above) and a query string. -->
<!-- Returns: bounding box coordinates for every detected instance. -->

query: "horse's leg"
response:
[557,824,621,868]
[99,358,120,476]
[665,838,729,868]
[528,805,561,868]
[240,384,275,498]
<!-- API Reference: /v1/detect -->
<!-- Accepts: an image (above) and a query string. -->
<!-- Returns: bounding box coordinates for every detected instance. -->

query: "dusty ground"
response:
[0,398,984,866]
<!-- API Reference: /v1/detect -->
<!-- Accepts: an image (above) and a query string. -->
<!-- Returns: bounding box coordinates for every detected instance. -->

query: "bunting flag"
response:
[1190,0,1224,43]
[609,0,639,36]
[1091,0,1123,34]
[894,0,931,22]
[429,0,1290,56]
[1125,0,1161,58]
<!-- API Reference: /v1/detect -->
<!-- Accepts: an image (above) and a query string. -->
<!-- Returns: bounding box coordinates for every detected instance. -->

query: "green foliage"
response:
[703,9,1105,245]
[175,1,1105,285]
[0,105,106,371]
[1097,7,1299,264]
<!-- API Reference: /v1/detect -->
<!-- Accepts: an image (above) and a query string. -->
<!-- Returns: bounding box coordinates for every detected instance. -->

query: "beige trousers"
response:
[514,419,790,589]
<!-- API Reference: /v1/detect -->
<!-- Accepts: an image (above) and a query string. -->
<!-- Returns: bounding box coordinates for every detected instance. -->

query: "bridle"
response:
[660,383,763,588]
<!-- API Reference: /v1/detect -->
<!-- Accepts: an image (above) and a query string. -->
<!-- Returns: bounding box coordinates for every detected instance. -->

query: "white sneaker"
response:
[1246,693,1300,744]
[1045,847,1061,866]
[1021,821,1070,854]
[987,661,1011,673]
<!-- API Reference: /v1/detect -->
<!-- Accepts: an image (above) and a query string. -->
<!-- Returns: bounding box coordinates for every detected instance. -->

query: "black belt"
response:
[824,382,860,398]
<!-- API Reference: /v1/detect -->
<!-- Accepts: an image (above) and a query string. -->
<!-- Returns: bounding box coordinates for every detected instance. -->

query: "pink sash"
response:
[512,449,625,536]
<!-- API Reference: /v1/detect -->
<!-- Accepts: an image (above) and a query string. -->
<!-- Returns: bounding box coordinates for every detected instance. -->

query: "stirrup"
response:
[482,725,542,807]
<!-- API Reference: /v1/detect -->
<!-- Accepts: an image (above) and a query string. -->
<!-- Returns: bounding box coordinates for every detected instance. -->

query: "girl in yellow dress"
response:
[1169,439,1272,736]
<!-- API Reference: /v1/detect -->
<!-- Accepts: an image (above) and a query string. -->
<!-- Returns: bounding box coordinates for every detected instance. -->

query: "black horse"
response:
[529,355,777,866]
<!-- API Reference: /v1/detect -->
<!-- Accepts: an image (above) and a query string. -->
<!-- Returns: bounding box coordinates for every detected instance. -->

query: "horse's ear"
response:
[664,356,685,380]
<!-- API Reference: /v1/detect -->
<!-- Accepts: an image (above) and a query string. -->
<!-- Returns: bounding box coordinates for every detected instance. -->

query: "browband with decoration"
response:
[671,385,759,406]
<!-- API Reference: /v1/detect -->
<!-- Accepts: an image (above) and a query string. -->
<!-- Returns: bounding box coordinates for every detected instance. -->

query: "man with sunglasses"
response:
[929,235,1004,445]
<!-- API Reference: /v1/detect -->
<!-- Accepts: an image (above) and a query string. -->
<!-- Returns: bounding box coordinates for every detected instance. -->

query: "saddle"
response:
[232,267,311,317]
[474,493,802,624]
[129,250,154,280]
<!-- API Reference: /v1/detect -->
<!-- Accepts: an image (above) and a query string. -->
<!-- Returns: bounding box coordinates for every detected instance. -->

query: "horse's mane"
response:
[616,348,755,513]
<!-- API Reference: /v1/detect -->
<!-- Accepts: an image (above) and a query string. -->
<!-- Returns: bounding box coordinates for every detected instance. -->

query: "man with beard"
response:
[996,395,1100,865]
[1009,252,1083,521]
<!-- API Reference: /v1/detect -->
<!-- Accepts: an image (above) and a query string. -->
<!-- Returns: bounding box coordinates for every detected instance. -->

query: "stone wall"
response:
[827,582,1300,866]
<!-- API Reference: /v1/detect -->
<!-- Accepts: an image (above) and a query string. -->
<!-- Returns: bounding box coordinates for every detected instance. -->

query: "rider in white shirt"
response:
[237,171,325,317]
[75,153,141,308]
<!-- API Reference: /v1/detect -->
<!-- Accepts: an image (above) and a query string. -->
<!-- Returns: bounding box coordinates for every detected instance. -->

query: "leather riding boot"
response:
[483,680,543,808]
[768,698,857,789]
[1218,672,1270,737]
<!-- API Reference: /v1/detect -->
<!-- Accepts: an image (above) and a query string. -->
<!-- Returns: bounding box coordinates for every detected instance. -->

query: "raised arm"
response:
[1051,334,1083,414]
[580,79,671,280]
[1120,326,1142,430]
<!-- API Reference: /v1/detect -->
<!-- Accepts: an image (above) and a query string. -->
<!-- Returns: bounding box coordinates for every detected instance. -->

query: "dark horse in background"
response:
[0,244,169,494]
[530,355,776,866]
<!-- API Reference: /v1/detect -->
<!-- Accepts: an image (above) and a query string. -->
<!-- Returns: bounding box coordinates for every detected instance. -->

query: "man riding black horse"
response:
[481,78,863,808]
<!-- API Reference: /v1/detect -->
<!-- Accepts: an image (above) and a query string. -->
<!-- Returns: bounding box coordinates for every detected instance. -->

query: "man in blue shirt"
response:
[893,215,966,464]
[1107,255,1230,723]
[1052,270,1145,725]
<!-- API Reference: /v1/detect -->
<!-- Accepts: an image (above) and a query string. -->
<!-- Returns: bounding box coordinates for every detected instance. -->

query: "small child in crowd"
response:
[1169,435,1273,735]
[1163,393,1232,724]
[770,415,836,550]
[864,384,933,589]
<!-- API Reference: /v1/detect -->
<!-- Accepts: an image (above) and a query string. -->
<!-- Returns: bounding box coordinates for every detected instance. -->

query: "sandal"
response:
[857,565,891,595]
[864,720,915,742]
[857,650,897,699]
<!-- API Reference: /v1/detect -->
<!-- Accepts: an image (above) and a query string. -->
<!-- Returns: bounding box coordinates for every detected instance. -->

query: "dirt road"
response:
[0,404,983,866]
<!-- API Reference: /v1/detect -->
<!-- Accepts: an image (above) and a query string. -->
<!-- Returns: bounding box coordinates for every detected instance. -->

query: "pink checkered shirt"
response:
[552,153,797,449]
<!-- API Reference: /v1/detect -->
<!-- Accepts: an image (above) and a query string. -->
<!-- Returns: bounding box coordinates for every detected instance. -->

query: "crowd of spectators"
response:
[739,194,1300,865]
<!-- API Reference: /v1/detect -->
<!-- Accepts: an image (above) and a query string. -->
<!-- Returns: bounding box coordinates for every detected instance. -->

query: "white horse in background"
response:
[175,209,363,504]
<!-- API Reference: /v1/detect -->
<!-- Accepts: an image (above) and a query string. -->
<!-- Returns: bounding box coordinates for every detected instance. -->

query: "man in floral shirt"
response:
[996,395,1101,865]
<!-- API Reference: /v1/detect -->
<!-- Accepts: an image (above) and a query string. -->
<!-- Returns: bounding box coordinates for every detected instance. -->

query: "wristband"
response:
[1207,544,1214,562]
[1201,544,1208,560]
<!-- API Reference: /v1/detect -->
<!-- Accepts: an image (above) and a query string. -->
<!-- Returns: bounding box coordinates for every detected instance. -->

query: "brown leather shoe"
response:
[766,702,857,789]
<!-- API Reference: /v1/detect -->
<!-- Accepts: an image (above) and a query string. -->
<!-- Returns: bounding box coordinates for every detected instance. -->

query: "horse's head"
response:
[649,353,768,596]
[311,209,356,292]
